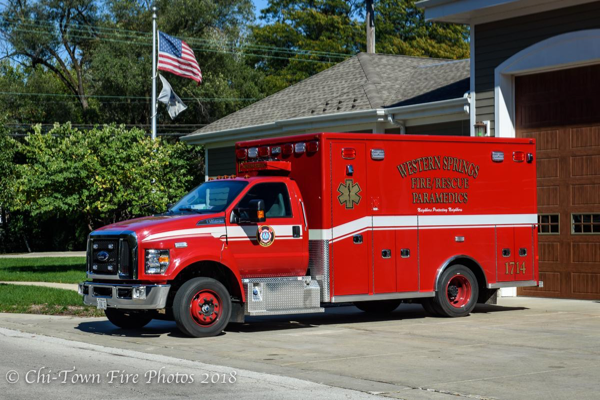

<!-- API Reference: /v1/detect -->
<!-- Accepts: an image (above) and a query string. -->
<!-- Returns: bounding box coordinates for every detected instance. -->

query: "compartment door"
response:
[514,226,535,282]
[331,142,370,296]
[496,227,515,282]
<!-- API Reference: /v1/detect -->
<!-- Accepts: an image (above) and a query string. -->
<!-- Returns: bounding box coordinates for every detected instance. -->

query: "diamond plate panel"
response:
[309,240,330,302]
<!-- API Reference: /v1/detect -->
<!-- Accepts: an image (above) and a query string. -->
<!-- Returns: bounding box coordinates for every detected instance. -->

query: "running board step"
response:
[242,276,324,316]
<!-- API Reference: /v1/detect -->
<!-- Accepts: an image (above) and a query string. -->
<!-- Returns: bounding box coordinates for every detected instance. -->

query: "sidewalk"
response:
[0,281,79,291]
[0,251,85,258]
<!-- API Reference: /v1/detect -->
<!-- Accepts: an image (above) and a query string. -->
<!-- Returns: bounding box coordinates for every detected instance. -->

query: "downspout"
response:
[387,114,406,134]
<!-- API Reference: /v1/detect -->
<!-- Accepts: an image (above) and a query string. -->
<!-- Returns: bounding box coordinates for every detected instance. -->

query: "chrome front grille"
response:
[87,231,137,280]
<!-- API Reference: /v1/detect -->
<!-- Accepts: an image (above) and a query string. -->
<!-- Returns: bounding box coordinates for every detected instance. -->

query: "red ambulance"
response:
[80,133,540,337]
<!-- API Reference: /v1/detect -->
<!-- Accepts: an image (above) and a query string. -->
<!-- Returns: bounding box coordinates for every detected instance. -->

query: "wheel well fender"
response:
[168,261,245,305]
[434,255,489,303]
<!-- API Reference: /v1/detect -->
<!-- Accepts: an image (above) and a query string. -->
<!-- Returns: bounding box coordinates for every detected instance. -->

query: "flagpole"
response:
[151,6,157,140]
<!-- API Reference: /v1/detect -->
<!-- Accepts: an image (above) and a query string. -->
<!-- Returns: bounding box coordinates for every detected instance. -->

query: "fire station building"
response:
[418,0,600,300]
[183,0,600,301]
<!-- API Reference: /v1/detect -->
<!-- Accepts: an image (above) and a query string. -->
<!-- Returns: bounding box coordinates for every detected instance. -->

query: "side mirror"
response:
[234,199,266,224]
[249,199,266,223]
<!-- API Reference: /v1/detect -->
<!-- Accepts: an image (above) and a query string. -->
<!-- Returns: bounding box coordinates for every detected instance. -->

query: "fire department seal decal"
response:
[337,179,362,209]
[257,225,275,247]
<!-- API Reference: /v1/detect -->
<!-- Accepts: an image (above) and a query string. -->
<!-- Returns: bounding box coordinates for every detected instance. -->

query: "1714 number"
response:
[505,261,526,275]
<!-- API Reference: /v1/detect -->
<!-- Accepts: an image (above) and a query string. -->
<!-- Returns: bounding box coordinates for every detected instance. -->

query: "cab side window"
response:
[237,183,292,218]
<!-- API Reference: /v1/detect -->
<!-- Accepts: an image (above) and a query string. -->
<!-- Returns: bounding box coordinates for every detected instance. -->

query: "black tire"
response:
[421,298,444,317]
[433,264,479,318]
[104,308,154,329]
[354,300,401,314]
[173,277,232,338]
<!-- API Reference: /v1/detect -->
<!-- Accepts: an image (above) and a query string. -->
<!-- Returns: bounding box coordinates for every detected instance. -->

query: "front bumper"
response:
[80,282,170,310]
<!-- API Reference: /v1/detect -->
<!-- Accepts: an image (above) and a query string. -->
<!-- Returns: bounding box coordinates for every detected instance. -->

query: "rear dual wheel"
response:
[173,277,232,338]
[423,264,478,318]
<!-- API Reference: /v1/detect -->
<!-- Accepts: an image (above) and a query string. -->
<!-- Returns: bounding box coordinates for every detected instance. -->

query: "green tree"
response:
[0,0,100,113]
[251,0,469,92]
[374,0,469,59]
[251,0,364,94]
[11,123,203,233]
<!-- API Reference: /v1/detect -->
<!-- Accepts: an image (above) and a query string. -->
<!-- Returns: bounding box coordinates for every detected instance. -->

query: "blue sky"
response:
[252,0,269,13]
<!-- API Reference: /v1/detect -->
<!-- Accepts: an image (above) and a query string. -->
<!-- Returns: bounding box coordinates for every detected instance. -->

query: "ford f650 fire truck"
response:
[80,133,540,337]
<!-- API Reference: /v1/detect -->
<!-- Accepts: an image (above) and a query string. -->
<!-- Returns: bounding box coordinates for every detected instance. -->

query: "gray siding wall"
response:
[385,120,470,136]
[474,2,600,136]
[207,146,236,176]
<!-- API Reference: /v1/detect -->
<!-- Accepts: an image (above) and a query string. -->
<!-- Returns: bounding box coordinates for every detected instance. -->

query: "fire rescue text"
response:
[397,156,480,205]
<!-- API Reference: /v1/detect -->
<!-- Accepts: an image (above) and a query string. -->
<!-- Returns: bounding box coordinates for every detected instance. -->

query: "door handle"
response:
[292,226,301,238]
[353,234,363,244]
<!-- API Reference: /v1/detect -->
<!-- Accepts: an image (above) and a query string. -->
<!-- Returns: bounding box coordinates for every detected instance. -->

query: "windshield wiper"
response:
[176,207,204,213]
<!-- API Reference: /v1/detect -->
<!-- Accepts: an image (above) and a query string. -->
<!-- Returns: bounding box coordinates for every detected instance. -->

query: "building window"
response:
[572,214,600,234]
[538,214,559,234]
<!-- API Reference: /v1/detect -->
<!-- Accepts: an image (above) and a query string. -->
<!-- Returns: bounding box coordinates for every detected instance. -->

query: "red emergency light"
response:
[342,148,356,159]
[513,151,525,162]
[306,141,319,153]
[282,144,294,156]
[258,146,270,157]
[236,148,247,160]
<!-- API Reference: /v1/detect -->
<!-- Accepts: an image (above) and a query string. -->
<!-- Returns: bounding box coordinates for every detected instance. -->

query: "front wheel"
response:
[173,277,232,338]
[432,264,478,317]
[104,309,154,329]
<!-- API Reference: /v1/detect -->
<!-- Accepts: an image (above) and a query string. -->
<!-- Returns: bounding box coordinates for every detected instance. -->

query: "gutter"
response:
[181,97,469,146]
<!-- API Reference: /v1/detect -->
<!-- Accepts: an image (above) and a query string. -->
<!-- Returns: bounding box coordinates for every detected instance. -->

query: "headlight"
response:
[145,249,170,274]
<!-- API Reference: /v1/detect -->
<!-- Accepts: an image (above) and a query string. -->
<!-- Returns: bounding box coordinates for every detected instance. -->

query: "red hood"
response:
[95,213,224,241]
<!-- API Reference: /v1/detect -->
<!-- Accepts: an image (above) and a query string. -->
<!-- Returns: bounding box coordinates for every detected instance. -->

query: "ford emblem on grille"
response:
[97,251,110,262]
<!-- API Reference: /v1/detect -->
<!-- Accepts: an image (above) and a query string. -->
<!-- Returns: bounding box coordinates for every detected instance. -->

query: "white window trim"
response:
[494,29,600,138]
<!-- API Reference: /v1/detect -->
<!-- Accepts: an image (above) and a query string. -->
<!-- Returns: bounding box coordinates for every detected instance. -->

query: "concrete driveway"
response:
[1,297,599,400]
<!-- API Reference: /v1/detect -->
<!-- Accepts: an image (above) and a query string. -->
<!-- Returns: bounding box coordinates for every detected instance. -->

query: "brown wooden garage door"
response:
[515,64,600,299]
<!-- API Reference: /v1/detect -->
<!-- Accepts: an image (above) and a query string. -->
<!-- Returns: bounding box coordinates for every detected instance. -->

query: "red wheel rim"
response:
[190,289,221,327]
[446,274,472,308]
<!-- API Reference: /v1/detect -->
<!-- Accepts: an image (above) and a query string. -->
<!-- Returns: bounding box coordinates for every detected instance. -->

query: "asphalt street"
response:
[0,327,384,400]
[0,297,599,400]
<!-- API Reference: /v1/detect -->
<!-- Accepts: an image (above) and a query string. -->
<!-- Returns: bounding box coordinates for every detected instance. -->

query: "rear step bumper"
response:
[79,281,170,309]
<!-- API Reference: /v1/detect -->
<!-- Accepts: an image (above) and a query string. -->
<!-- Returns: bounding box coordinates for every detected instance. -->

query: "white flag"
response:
[158,74,187,119]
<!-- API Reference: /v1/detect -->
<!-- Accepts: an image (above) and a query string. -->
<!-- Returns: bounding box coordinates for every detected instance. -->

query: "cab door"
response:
[227,182,306,277]
[331,142,370,296]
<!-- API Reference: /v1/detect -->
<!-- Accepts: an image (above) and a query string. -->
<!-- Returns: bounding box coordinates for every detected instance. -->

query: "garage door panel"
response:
[571,273,600,295]
[571,243,600,263]
[538,242,560,263]
[571,155,600,177]
[538,186,560,207]
[571,126,600,148]
[571,184,600,206]
[521,130,559,152]
[537,158,560,179]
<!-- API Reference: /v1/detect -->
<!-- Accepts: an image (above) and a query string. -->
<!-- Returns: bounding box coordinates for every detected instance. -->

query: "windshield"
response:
[169,180,248,214]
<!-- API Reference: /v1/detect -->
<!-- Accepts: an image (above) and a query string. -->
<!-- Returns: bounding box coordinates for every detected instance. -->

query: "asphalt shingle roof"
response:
[194,52,470,134]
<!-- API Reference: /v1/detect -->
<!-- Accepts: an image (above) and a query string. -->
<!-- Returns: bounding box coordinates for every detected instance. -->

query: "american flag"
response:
[158,31,202,84]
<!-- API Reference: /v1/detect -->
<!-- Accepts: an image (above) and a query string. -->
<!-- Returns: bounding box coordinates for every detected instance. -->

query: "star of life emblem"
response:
[337,179,362,209]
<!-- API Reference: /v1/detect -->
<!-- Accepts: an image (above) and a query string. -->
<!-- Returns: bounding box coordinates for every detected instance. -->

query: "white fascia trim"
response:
[495,29,600,139]
[417,0,518,21]
[182,97,469,145]
[419,0,598,24]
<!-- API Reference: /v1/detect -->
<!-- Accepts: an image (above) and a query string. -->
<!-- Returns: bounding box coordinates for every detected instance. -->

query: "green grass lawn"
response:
[0,284,103,317]
[0,257,86,283]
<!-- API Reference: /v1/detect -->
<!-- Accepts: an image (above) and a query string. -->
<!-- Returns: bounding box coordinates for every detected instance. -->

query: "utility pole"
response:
[366,0,375,54]
[151,6,158,140]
